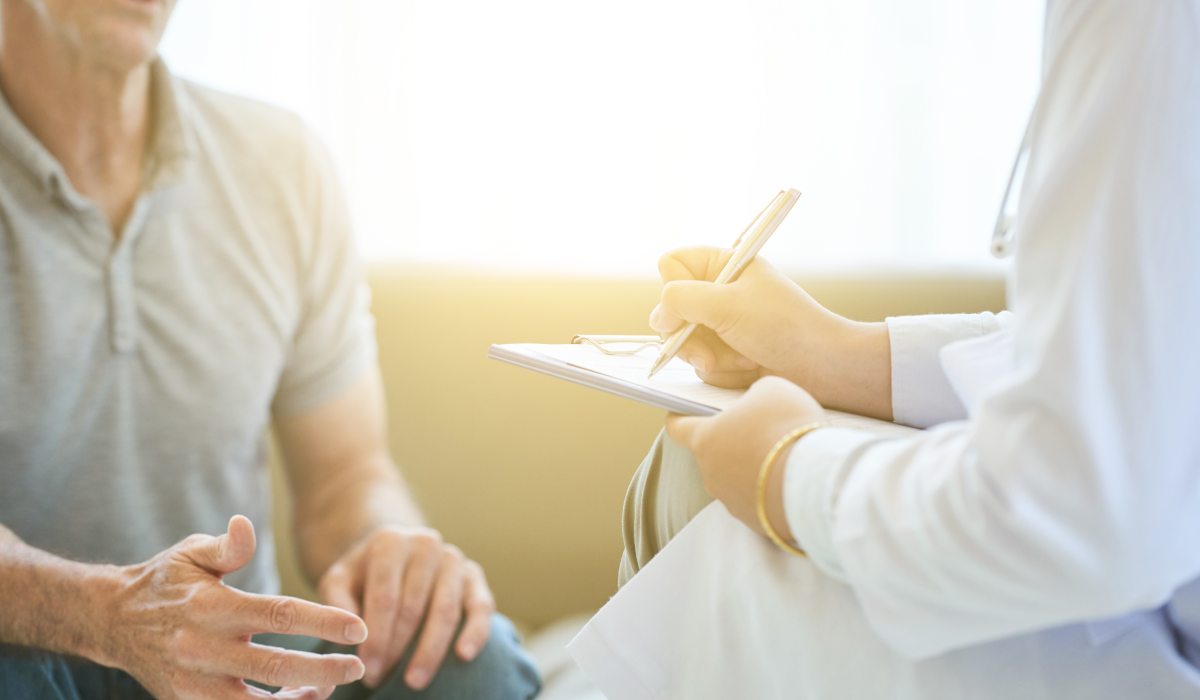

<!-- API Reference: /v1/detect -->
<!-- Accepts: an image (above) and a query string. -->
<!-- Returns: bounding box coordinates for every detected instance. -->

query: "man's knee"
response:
[367,614,540,700]
[619,428,713,587]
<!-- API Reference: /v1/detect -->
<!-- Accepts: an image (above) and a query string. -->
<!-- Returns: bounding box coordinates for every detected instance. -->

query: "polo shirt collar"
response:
[145,57,198,191]
[0,75,67,197]
[0,56,197,201]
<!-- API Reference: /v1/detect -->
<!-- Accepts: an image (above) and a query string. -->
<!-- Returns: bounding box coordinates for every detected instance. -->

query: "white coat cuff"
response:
[782,427,890,582]
[887,313,1007,429]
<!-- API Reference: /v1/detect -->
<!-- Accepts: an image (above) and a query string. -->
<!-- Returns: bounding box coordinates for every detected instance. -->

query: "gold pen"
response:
[647,188,802,379]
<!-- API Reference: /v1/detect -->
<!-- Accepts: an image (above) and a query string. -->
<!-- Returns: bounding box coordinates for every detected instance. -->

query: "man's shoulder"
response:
[176,79,325,177]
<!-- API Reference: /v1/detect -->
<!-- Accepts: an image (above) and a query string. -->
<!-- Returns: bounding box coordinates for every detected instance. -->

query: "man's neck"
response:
[0,1,150,236]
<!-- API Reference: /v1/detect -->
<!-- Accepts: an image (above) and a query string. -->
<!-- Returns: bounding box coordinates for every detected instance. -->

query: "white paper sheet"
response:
[522,343,918,436]
[532,343,745,411]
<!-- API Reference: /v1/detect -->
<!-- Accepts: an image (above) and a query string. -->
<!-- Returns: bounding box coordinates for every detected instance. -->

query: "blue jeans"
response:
[0,614,540,700]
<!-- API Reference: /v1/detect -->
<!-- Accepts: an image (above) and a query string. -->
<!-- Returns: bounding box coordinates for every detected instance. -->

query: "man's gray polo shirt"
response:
[0,59,376,593]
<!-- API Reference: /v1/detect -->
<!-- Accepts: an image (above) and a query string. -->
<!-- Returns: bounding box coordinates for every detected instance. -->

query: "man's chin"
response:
[77,1,173,72]
[87,24,167,72]
[109,0,169,20]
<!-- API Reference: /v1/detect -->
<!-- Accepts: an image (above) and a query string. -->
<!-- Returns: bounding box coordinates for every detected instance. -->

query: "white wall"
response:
[160,0,1043,275]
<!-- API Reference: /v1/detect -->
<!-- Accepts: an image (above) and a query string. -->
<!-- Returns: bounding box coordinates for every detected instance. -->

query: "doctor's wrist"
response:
[801,320,892,422]
[765,443,798,545]
[760,424,824,553]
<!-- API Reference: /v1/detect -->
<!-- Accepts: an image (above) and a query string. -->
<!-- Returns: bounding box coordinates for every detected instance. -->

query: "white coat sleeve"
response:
[783,0,1200,658]
[887,312,1013,429]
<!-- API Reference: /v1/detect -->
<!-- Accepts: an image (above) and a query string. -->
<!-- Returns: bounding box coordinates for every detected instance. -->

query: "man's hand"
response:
[317,526,495,691]
[666,376,827,540]
[101,516,368,700]
[274,371,496,691]
[649,245,893,420]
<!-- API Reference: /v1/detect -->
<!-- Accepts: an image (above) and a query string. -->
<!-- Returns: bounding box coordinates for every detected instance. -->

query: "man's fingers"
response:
[184,515,257,576]
[204,671,338,699]
[269,687,336,700]
[665,413,704,449]
[402,552,466,690]
[384,536,443,678]
[318,561,361,617]
[232,592,367,645]
[227,645,363,690]
[455,561,495,662]
[359,535,407,686]
[268,687,335,700]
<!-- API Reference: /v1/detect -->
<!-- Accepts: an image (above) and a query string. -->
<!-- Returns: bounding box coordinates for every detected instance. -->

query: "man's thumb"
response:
[189,515,257,576]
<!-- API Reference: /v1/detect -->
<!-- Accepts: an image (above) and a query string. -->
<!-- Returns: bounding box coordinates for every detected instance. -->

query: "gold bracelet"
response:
[756,423,824,557]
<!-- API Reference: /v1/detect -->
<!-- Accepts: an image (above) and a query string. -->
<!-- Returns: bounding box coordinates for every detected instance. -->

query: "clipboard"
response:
[487,337,920,436]
[488,337,719,416]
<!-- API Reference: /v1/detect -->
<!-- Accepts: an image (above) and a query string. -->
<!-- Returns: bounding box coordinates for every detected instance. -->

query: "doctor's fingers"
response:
[684,327,758,375]
[657,245,733,284]
[694,366,762,389]
[656,280,741,340]
[665,413,707,450]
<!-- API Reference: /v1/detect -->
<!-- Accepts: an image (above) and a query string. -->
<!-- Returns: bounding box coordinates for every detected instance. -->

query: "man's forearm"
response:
[0,524,114,660]
[293,457,424,584]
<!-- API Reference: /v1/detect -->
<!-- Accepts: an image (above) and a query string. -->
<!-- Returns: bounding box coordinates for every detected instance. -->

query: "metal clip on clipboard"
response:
[571,335,663,356]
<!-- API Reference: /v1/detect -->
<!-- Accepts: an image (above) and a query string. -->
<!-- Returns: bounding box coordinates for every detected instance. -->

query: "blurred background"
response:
[160,0,1042,274]
[160,0,1035,631]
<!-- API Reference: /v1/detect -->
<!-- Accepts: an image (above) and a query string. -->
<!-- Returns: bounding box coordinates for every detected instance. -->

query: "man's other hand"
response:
[103,515,368,700]
[316,526,495,690]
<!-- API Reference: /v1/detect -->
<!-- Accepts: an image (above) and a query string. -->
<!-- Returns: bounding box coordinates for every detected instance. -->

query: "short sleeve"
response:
[271,129,377,416]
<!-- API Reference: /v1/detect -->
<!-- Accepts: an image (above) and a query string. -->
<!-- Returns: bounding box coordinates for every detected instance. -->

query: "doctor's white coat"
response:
[570,0,1200,696]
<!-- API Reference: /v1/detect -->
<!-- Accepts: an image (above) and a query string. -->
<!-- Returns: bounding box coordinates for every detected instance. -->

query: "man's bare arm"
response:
[275,368,495,690]
[0,523,113,658]
[0,518,366,698]
[275,367,422,582]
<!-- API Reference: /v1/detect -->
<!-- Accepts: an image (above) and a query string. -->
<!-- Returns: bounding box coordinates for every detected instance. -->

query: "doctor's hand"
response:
[649,246,893,420]
[666,376,827,540]
[648,246,846,388]
[317,526,494,691]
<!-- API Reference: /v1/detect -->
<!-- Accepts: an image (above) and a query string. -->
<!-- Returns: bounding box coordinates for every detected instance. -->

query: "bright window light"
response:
[160,0,1042,276]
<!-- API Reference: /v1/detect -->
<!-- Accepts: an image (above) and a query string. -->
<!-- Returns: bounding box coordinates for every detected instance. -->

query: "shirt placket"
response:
[101,196,153,355]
